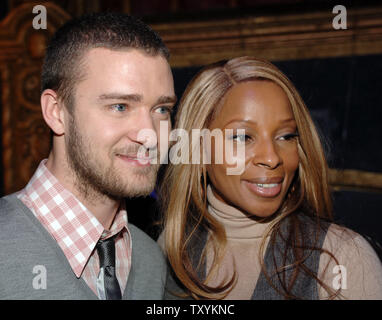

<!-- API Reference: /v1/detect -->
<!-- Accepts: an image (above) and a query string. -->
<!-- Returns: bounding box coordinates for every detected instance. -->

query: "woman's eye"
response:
[231,134,250,143]
[111,104,127,112]
[279,133,299,141]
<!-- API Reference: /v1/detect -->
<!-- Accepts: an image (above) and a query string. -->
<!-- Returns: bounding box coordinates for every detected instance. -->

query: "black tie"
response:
[96,236,122,300]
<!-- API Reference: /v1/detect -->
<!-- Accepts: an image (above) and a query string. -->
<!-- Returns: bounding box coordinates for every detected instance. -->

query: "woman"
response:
[159,57,382,299]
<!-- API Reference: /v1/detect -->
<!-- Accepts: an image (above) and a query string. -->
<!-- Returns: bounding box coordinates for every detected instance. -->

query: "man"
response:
[0,12,176,299]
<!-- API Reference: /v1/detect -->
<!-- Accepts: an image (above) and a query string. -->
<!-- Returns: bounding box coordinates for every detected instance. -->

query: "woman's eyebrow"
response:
[279,118,296,124]
[224,118,296,127]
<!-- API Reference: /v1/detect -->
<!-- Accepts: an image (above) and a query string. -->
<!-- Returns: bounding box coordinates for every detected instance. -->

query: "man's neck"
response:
[86,198,121,231]
[45,155,120,230]
[74,186,121,230]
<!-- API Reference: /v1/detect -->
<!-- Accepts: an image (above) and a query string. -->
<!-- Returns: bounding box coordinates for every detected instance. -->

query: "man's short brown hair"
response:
[41,12,170,112]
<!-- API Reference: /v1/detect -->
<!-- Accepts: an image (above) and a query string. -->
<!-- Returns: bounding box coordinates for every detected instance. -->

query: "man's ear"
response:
[41,89,66,135]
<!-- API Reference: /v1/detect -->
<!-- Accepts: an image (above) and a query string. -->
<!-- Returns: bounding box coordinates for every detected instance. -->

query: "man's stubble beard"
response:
[65,113,159,202]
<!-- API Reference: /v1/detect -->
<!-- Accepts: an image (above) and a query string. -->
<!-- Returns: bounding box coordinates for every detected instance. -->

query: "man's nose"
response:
[251,138,282,169]
[128,108,157,150]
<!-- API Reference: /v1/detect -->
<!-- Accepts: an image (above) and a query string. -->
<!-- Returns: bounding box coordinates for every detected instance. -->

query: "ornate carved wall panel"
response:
[152,6,382,67]
[0,2,70,194]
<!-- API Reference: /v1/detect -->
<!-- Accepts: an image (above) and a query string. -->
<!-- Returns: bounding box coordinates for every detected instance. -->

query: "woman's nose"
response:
[251,138,282,169]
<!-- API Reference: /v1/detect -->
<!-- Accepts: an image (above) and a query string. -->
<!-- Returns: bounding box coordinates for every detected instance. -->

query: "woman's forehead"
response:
[209,80,294,128]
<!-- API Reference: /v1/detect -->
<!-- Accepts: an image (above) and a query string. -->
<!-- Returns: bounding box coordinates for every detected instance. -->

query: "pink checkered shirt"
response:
[17,159,132,298]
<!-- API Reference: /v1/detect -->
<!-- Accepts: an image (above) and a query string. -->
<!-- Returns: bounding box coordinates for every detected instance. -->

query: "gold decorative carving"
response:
[0,3,71,194]
[27,31,48,58]
[329,169,382,193]
[151,6,382,67]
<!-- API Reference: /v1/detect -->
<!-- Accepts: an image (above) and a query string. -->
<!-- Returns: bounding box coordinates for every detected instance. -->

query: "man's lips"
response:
[243,176,284,198]
[116,153,155,166]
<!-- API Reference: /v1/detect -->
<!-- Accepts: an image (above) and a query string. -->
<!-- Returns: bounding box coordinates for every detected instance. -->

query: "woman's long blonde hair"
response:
[160,56,337,299]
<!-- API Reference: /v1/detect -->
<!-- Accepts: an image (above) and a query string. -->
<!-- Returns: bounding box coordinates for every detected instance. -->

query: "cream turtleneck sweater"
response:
[205,185,382,300]
[205,185,271,299]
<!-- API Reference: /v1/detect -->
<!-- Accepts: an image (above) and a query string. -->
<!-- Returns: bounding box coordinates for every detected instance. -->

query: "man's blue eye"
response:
[155,107,172,117]
[155,106,170,114]
[112,104,126,112]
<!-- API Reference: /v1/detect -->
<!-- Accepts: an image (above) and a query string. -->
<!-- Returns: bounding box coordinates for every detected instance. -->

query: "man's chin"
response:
[116,185,155,199]
[114,175,157,199]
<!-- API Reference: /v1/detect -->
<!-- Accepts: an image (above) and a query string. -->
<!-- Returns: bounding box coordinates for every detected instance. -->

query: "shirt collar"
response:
[19,159,129,277]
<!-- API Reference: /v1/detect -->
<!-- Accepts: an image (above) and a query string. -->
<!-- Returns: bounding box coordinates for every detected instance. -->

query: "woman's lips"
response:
[243,177,283,198]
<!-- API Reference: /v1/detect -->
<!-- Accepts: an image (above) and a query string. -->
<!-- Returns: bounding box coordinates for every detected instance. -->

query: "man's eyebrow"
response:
[97,93,177,105]
[157,95,177,105]
[97,93,143,102]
